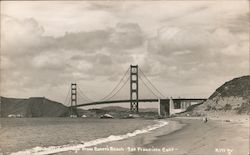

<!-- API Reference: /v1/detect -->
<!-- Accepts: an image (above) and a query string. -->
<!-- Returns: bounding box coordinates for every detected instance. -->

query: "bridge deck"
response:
[73,99,158,107]
[72,98,206,107]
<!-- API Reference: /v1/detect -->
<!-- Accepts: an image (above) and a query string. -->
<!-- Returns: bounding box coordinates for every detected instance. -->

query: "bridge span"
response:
[72,98,206,108]
[73,99,158,107]
[67,64,207,115]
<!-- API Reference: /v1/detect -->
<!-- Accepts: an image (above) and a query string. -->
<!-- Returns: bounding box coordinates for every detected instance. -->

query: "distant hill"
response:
[0,97,69,117]
[101,106,158,112]
[184,75,250,116]
[85,106,158,118]
[0,97,159,118]
[101,106,158,113]
[101,106,129,112]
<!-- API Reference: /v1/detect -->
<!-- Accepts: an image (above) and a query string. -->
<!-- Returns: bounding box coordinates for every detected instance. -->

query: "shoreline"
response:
[6,119,169,155]
[135,116,249,155]
[5,116,248,155]
[59,116,249,155]
[1,118,156,155]
[58,119,185,155]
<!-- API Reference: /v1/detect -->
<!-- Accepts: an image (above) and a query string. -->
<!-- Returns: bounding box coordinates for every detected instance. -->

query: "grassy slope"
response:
[182,75,250,116]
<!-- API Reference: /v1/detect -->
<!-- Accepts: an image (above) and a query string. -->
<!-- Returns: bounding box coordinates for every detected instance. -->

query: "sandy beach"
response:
[140,117,249,155]
[60,116,249,155]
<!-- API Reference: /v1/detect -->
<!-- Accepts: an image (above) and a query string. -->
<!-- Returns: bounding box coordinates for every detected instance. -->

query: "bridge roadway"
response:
[72,98,207,107]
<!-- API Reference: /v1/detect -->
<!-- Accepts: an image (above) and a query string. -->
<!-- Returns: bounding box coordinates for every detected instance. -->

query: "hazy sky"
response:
[1,1,249,108]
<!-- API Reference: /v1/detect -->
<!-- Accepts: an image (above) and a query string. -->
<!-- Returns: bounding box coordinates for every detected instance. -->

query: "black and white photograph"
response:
[0,1,249,155]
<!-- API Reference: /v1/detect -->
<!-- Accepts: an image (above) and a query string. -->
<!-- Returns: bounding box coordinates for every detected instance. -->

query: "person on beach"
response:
[202,117,208,123]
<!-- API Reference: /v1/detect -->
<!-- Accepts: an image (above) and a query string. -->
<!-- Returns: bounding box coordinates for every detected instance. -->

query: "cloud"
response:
[2,15,144,55]
[226,12,249,33]
[1,1,249,103]
[55,23,144,52]
[2,15,144,56]
[2,15,46,56]
[148,27,237,55]
[108,23,144,49]
[1,16,144,100]
[57,30,110,52]
[145,24,249,88]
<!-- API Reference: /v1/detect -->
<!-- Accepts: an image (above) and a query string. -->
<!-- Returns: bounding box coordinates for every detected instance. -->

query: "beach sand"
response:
[60,116,249,155]
[139,117,249,155]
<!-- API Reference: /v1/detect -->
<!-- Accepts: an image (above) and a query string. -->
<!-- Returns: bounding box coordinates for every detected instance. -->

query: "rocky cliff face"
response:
[1,97,69,117]
[186,75,250,116]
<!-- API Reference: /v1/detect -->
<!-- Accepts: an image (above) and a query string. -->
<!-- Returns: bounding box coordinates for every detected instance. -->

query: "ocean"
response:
[0,118,168,155]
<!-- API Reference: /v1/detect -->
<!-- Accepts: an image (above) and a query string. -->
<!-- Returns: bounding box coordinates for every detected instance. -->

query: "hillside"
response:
[101,106,158,113]
[184,75,250,116]
[0,97,159,118]
[0,97,69,117]
[101,106,129,112]
[209,75,250,99]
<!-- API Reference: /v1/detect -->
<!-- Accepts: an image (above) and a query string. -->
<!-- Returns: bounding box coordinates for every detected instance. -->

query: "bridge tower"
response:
[70,83,78,116]
[130,65,139,113]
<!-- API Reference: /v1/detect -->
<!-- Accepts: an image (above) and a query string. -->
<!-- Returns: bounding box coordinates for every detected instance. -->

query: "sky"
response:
[1,1,249,109]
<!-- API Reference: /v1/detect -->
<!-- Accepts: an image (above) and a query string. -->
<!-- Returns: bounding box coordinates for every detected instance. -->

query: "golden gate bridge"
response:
[63,65,206,116]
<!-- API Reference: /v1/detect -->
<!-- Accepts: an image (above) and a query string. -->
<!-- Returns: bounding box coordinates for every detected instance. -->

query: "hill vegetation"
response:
[182,75,250,116]
[1,97,69,117]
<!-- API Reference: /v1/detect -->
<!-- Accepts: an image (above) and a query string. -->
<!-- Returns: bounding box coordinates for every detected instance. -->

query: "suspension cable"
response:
[138,75,159,98]
[74,67,130,103]
[138,67,165,98]
[63,86,71,106]
[77,91,93,103]
[77,86,94,102]
[105,75,130,101]
[98,67,130,101]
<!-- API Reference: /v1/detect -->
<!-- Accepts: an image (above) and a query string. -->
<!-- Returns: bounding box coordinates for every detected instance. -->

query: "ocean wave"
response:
[10,120,168,155]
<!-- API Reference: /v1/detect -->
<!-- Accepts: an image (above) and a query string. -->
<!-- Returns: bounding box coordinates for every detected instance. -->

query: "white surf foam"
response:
[10,120,168,155]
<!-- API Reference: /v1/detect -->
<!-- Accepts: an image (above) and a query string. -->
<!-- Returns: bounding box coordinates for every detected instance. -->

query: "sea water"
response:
[0,118,168,155]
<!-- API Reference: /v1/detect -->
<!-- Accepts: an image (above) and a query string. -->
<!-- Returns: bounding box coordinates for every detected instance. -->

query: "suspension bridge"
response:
[64,65,206,116]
